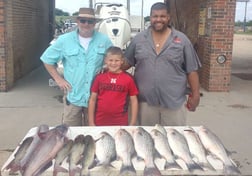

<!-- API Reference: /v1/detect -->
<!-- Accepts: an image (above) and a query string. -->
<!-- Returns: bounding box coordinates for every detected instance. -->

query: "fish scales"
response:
[22,124,68,176]
[150,129,182,170]
[183,127,215,171]
[133,127,161,176]
[198,126,240,175]
[114,128,136,175]
[167,128,203,172]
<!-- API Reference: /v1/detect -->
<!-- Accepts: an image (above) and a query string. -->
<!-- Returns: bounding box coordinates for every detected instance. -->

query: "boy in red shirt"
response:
[88,46,139,126]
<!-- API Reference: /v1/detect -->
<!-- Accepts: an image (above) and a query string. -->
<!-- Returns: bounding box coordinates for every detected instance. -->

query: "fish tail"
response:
[53,164,68,176]
[69,167,81,176]
[224,164,241,175]
[120,163,136,175]
[5,160,21,173]
[199,162,216,171]
[80,168,90,176]
[187,161,204,172]
[164,161,182,170]
[144,165,161,176]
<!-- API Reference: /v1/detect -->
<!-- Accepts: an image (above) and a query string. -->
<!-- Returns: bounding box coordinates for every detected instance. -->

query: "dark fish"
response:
[69,134,86,176]
[20,124,50,172]
[22,124,69,176]
[53,139,73,176]
[4,136,33,174]
[80,135,96,176]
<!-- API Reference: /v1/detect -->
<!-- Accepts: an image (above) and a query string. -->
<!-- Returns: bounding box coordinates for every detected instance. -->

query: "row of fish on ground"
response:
[2,124,240,176]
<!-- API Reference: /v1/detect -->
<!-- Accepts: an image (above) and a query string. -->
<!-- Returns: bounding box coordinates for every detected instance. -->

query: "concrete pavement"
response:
[0,34,251,175]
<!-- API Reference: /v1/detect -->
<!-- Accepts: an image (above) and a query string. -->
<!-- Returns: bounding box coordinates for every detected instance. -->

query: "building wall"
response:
[167,0,236,91]
[0,0,54,91]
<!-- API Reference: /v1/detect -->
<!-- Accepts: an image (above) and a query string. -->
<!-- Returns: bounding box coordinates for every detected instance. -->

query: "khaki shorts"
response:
[138,102,187,126]
[62,96,88,126]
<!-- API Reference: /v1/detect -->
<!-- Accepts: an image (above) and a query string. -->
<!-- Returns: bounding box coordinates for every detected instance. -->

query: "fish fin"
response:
[33,161,53,176]
[164,161,182,170]
[69,166,81,176]
[6,161,21,174]
[120,163,136,174]
[53,164,68,176]
[198,162,216,171]
[144,165,161,176]
[187,161,204,172]
[224,164,241,175]
[88,158,98,169]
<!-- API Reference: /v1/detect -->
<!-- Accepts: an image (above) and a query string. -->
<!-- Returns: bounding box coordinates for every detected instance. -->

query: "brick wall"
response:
[167,0,236,92]
[0,0,54,91]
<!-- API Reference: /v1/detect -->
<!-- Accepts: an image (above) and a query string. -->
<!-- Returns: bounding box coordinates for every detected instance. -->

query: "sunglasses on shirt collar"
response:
[79,18,95,24]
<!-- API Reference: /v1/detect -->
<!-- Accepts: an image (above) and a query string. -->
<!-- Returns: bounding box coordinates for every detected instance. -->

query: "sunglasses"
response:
[79,18,95,24]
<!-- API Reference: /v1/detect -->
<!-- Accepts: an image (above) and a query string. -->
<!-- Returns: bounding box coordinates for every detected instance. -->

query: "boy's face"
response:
[105,53,124,73]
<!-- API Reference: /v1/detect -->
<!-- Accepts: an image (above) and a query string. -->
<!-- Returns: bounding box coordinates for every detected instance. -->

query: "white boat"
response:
[94,3,131,50]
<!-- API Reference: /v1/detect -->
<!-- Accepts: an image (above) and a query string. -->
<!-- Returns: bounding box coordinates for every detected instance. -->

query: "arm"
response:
[44,63,71,92]
[186,71,200,111]
[121,59,132,71]
[129,95,138,126]
[88,92,98,126]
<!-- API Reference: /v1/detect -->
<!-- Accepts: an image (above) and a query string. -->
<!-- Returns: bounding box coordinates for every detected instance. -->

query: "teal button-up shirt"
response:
[40,29,113,107]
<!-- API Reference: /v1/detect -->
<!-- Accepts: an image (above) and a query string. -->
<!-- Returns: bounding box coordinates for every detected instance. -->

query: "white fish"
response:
[90,132,116,168]
[183,127,215,171]
[114,129,136,175]
[154,124,167,137]
[198,126,240,174]
[132,127,161,176]
[167,128,203,172]
[150,129,182,170]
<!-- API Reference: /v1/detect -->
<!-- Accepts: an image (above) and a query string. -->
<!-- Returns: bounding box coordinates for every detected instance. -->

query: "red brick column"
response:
[199,0,236,91]
[167,0,236,92]
[0,1,7,91]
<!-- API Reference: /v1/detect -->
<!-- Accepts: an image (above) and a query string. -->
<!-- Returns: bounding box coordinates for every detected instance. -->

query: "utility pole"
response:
[236,0,250,32]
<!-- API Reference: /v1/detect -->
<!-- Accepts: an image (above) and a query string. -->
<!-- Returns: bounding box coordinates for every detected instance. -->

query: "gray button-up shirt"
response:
[124,27,201,109]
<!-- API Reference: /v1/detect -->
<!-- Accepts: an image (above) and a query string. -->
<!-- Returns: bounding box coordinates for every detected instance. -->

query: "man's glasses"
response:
[79,18,95,24]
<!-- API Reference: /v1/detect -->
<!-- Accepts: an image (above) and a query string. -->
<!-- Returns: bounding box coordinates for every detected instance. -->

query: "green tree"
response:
[55,8,70,16]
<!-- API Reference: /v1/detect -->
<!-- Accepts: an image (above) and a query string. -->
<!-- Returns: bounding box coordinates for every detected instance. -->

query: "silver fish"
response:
[183,127,215,171]
[150,129,182,170]
[80,135,96,176]
[22,124,69,176]
[4,136,33,174]
[89,132,116,169]
[154,124,167,137]
[20,124,50,172]
[198,126,240,174]
[114,129,136,175]
[167,128,203,172]
[69,134,86,176]
[132,127,161,176]
[53,139,73,176]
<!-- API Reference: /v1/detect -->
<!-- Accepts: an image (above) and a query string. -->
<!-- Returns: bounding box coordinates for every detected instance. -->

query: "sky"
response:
[55,0,252,22]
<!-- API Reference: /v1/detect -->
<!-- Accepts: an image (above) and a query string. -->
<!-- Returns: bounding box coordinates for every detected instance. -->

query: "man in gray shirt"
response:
[124,2,201,126]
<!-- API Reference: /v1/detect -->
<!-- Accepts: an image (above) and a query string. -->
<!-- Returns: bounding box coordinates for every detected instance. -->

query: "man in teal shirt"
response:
[40,8,113,126]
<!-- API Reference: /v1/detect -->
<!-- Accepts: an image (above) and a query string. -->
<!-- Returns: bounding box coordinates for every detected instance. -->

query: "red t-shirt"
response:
[91,71,138,126]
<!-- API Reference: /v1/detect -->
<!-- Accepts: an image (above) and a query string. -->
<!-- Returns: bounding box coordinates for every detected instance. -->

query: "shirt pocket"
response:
[64,49,81,67]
